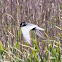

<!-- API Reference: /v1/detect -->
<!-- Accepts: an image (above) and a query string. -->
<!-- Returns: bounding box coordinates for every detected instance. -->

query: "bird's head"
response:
[20,22,26,27]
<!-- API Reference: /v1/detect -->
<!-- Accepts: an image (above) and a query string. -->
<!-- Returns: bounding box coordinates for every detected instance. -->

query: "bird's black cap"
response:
[20,22,26,27]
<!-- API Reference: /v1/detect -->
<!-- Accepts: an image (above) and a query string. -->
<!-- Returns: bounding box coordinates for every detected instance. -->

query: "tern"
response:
[20,22,44,45]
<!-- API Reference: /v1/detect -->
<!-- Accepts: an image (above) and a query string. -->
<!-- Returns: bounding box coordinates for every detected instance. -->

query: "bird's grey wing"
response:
[34,30,44,38]
[21,27,31,45]
[26,23,45,31]
[25,25,36,31]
